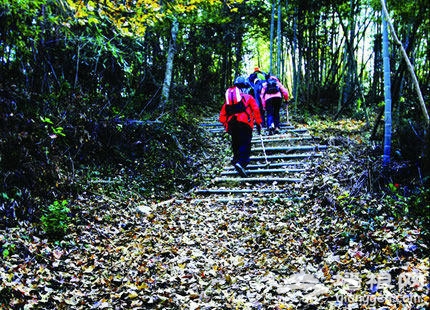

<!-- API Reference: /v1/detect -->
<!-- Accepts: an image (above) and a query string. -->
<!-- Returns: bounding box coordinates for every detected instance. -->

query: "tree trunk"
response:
[292,7,299,105]
[382,1,392,168]
[160,17,179,112]
[234,27,244,76]
[276,0,282,77]
[370,30,382,104]
[339,0,357,114]
[269,1,275,74]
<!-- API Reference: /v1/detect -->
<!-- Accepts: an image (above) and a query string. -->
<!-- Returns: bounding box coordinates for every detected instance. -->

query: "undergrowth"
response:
[305,116,430,239]
[0,103,224,228]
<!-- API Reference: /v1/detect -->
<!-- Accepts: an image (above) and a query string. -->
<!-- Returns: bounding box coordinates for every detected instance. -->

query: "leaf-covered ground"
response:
[1,119,429,309]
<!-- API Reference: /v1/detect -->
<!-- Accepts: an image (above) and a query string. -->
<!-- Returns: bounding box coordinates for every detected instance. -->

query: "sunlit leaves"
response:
[62,0,234,37]
[64,0,160,35]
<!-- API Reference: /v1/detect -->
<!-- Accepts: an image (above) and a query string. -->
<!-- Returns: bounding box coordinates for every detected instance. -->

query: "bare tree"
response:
[160,17,179,112]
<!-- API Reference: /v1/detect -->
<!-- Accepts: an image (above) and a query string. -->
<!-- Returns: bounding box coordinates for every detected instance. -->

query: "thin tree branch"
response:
[381,0,430,127]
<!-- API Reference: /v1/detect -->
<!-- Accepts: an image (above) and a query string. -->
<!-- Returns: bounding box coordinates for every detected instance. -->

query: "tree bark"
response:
[292,6,299,105]
[382,2,392,168]
[276,0,282,77]
[160,17,179,112]
[269,1,275,74]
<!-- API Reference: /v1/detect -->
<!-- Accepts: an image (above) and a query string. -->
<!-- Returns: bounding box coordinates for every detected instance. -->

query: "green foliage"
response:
[383,190,410,218]
[41,116,66,138]
[1,243,16,259]
[382,185,430,230]
[176,105,192,122]
[40,200,71,238]
[408,187,430,220]
[388,182,399,193]
[51,126,66,137]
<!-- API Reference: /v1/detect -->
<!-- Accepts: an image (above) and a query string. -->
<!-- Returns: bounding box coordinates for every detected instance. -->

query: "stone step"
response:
[221,168,306,176]
[207,127,308,134]
[251,136,313,143]
[223,162,308,170]
[250,153,323,161]
[213,176,303,183]
[194,188,285,194]
[252,145,327,153]
[187,197,300,204]
[200,122,294,128]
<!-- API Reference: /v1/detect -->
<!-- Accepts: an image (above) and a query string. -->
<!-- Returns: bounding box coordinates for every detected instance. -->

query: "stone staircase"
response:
[189,119,327,202]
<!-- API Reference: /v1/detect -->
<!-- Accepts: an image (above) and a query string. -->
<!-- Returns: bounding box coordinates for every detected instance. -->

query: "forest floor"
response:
[1,118,429,309]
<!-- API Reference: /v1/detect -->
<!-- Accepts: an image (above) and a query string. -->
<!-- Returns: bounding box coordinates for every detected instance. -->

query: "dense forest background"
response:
[0,0,429,227]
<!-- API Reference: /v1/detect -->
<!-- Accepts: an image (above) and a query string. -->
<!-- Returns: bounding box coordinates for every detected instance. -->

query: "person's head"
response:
[234,76,248,89]
[254,66,260,72]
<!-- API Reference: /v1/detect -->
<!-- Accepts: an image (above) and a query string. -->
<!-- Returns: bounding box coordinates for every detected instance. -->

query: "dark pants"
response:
[266,97,282,129]
[228,121,253,168]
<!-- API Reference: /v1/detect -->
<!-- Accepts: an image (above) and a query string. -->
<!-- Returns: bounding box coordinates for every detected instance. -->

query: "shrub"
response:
[40,200,71,239]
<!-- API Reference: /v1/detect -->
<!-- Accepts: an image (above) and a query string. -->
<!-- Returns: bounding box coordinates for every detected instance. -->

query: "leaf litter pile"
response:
[1,119,429,309]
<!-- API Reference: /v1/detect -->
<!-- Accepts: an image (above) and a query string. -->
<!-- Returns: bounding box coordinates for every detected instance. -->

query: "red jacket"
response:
[260,77,289,109]
[219,89,262,132]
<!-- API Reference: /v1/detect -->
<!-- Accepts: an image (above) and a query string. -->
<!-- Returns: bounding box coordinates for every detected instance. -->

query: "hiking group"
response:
[219,67,290,177]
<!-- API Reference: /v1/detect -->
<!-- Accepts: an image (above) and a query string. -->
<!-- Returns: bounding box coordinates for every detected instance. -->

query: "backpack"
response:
[225,86,247,116]
[265,78,280,94]
[254,79,263,97]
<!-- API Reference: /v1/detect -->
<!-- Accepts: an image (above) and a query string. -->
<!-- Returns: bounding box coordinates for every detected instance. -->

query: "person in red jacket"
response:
[260,75,289,135]
[219,76,263,177]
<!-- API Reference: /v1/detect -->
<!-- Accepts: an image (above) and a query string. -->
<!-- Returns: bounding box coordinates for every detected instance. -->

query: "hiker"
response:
[252,66,267,81]
[260,75,289,135]
[219,76,263,177]
[248,67,267,127]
